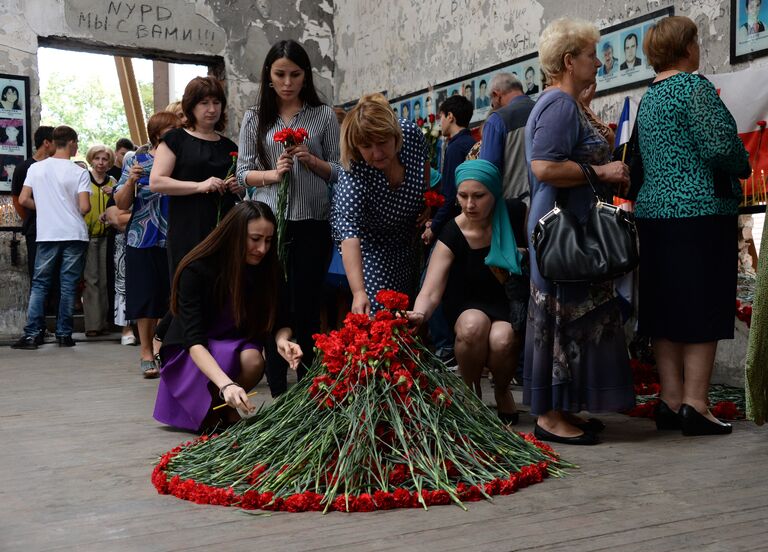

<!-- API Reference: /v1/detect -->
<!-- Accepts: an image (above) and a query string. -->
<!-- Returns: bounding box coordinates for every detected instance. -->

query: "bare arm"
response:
[105,205,130,233]
[340,238,370,315]
[19,186,34,210]
[114,163,143,210]
[188,344,254,413]
[78,191,91,215]
[410,241,454,326]
[531,159,628,189]
[275,327,303,370]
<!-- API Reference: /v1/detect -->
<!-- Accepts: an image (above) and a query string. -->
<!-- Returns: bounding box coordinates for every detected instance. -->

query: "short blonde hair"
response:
[340,93,403,169]
[85,144,115,167]
[644,16,698,72]
[538,18,600,81]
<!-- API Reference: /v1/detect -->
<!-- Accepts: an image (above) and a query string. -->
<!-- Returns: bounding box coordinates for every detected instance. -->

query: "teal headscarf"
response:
[429,168,442,189]
[454,159,522,275]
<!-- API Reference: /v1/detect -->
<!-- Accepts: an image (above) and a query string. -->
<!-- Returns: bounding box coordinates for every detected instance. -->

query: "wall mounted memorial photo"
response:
[731,0,768,63]
[0,74,31,194]
[594,8,673,97]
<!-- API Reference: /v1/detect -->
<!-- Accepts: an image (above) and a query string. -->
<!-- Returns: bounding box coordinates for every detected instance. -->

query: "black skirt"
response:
[125,245,170,320]
[636,215,737,343]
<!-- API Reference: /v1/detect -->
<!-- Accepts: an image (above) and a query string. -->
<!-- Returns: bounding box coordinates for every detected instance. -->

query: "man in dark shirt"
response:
[422,95,476,245]
[108,137,135,180]
[11,126,56,279]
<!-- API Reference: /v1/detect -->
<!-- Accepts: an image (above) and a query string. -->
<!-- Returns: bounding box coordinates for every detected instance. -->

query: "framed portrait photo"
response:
[594,8,674,97]
[731,0,768,63]
[0,73,32,194]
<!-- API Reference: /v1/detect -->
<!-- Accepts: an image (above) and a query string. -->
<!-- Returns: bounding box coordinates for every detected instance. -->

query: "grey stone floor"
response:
[1,337,767,552]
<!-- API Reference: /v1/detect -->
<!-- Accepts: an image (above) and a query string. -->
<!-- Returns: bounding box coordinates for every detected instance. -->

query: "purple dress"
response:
[153,306,262,432]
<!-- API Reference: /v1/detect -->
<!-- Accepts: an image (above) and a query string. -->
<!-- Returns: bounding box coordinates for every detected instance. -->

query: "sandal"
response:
[141,359,159,379]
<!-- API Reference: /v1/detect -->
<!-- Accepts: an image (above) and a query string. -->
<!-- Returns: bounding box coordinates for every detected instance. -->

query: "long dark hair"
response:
[256,40,323,170]
[170,201,280,339]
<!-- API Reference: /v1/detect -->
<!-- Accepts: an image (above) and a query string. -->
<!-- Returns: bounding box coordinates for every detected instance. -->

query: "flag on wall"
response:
[707,67,768,198]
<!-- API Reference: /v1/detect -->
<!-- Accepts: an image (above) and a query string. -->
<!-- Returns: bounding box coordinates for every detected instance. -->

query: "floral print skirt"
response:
[522,281,636,416]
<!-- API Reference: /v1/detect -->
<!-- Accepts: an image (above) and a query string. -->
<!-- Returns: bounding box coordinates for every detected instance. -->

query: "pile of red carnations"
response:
[152,290,568,513]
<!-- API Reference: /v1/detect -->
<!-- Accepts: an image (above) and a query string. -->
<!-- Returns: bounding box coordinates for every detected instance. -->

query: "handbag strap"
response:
[555,162,602,208]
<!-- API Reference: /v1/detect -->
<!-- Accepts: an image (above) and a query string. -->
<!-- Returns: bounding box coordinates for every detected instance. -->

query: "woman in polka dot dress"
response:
[331,93,430,314]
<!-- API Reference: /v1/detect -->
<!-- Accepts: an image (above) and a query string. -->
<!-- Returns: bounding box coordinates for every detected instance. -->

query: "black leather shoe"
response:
[654,400,682,430]
[498,411,519,425]
[573,417,606,434]
[679,403,732,436]
[11,336,38,350]
[57,335,76,347]
[534,423,599,445]
[34,331,46,346]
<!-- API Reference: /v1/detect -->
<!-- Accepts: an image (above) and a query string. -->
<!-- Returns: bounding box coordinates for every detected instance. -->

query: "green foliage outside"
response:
[40,71,154,156]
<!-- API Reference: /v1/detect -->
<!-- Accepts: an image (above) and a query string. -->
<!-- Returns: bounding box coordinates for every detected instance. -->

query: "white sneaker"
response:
[121,334,136,346]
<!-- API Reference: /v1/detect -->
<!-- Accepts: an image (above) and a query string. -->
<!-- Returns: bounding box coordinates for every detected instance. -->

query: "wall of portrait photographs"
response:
[386,7,674,137]
[0,74,32,195]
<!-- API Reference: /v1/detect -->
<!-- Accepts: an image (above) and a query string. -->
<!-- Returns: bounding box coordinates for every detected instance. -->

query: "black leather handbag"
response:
[531,163,639,284]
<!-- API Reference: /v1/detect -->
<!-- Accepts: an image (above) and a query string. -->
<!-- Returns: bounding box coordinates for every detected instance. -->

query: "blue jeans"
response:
[24,241,87,338]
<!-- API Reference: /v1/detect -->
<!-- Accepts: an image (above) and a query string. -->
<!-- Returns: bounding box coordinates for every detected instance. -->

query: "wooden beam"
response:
[114,56,148,146]
[152,60,170,113]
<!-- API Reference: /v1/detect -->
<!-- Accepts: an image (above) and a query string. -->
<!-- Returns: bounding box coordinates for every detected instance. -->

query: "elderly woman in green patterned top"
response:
[635,16,750,436]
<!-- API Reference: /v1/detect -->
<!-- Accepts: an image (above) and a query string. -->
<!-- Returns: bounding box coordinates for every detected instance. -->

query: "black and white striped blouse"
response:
[236,103,341,221]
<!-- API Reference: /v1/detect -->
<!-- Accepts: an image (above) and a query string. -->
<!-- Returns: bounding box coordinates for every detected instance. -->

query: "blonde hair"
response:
[644,16,698,72]
[538,18,600,81]
[165,100,184,119]
[85,144,115,167]
[340,93,403,169]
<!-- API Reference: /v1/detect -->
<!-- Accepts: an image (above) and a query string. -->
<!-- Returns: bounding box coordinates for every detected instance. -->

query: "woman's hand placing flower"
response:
[277,338,303,371]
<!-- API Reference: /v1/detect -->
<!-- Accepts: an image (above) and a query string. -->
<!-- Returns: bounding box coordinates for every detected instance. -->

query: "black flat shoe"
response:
[573,417,605,434]
[679,404,732,436]
[498,411,519,425]
[654,400,682,430]
[533,423,599,446]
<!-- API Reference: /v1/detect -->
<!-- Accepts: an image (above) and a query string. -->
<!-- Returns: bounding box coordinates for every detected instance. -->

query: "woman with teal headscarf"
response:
[410,159,525,424]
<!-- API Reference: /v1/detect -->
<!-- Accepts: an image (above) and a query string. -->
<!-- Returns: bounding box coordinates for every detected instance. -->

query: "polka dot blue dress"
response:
[331,119,428,311]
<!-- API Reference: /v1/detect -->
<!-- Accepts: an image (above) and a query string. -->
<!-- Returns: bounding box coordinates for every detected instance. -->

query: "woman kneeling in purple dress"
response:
[153,201,303,432]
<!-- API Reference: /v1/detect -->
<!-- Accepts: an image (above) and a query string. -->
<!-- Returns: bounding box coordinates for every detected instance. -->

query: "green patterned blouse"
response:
[635,72,750,219]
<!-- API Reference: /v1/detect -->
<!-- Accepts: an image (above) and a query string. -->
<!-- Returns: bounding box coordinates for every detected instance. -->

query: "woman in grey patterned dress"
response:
[523,18,635,445]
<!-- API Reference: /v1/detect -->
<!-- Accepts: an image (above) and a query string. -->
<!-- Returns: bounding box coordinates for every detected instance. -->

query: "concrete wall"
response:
[0,0,335,339]
[333,0,764,125]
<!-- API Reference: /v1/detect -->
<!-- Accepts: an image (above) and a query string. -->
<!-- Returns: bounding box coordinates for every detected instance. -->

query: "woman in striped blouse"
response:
[236,40,341,396]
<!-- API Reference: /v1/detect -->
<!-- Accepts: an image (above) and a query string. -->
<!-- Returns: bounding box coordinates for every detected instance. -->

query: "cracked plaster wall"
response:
[334,0,763,124]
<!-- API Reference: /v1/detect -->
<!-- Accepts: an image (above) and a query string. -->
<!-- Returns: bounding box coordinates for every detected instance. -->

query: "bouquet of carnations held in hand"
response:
[416,114,441,168]
[273,128,309,278]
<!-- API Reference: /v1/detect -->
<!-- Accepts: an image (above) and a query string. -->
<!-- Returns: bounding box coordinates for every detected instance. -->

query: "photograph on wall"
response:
[461,80,475,107]
[0,153,24,193]
[522,63,540,96]
[399,99,412,121]
[475,77,491,110]
[411,96,425,122]
[731,0,768,63]
[598,33,621,80]
[423,92,436,116]
[0,74,31,194]
[594,8,673,96]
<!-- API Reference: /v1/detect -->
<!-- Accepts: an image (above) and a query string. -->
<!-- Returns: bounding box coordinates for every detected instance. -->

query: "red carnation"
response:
[711,400,740,420]
[375,289,409,310]
[392,488,412,508]
[424,189,445,208]
[428,113,435,123]
[417,117,425,126]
